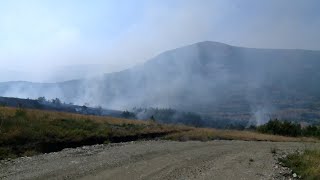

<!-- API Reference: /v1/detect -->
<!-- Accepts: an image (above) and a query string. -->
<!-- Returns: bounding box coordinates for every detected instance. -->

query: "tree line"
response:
[256,119,320,138]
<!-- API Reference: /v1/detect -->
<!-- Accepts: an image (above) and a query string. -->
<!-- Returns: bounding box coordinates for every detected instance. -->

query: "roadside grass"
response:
[0,107,317,160]
[164,128,318,142]
[280,150,320,180]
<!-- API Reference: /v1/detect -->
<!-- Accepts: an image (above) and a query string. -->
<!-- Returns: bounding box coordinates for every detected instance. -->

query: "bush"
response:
[257,119,320,138]
[302,125,320,137]
[257,119,300,136]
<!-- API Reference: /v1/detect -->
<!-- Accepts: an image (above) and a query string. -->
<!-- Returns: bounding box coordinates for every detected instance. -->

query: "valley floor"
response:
[1,140,319,180]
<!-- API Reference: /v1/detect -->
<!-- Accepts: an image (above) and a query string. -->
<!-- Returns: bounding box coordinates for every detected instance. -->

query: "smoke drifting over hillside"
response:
[1,41,320,125]
[1,0,320,82]
[1,1,320,126]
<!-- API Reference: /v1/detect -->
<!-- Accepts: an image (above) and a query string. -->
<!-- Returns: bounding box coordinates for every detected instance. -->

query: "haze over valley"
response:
[1,41,320,126]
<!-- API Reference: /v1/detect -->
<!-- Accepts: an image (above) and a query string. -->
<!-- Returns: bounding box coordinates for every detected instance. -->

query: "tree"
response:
[121,110,136,119]
[37,97,46,103]
[150,115,156,123]
[96,106,103,115]
[52,98,62,105]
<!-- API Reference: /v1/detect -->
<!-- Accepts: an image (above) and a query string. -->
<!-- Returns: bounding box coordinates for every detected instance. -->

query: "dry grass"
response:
[0,106,190,134]
[280,150,320,179]
[0,107,148,125]
[0,107,190,159]
[165,128,318,142]
[0,106,317,160]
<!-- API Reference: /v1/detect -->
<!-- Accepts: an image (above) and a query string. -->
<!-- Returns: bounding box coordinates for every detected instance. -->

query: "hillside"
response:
[1,41,320,124]
[1,106,312,160]
[0,96,122,117]
[0,106,188,159]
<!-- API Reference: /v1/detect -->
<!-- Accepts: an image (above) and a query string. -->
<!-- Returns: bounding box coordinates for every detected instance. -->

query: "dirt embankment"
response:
[1,140,319,180]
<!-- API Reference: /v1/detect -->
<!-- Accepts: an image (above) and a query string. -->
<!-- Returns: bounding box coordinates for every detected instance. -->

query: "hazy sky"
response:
[1,0,320,82]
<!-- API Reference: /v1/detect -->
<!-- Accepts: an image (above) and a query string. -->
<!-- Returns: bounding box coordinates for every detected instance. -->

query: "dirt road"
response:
[1,140,318,180]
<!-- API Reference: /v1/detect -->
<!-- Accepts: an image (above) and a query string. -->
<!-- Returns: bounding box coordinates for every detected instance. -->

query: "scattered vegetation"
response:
[121,110,137,119]
[280,150,320,179]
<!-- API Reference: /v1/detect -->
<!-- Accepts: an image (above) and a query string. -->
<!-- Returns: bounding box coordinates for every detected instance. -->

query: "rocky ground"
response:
[1,140,319,180]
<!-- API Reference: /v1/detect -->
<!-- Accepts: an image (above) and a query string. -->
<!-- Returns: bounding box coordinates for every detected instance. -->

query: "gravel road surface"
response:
[1,140,319,180]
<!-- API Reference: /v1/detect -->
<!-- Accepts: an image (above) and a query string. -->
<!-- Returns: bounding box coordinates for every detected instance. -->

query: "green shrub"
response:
[257,119,301,137]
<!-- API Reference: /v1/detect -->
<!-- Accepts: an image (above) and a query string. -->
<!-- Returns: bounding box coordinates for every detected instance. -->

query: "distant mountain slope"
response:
[0,96,123,118]
[1,41,320,124]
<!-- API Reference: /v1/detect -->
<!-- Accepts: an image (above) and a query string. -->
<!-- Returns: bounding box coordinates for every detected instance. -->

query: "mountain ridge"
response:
[1,41,320,84]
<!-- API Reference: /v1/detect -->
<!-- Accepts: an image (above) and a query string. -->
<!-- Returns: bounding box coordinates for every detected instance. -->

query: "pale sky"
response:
[1,0,320,82]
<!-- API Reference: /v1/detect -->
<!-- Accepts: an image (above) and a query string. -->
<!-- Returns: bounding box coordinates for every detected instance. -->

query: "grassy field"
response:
[0,107,317,160]
[164,127,317,142]
[0,107,188,159]
[280,150,320,180]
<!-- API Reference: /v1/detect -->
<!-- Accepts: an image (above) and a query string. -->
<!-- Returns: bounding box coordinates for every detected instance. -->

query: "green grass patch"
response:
[280,150,320,180]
